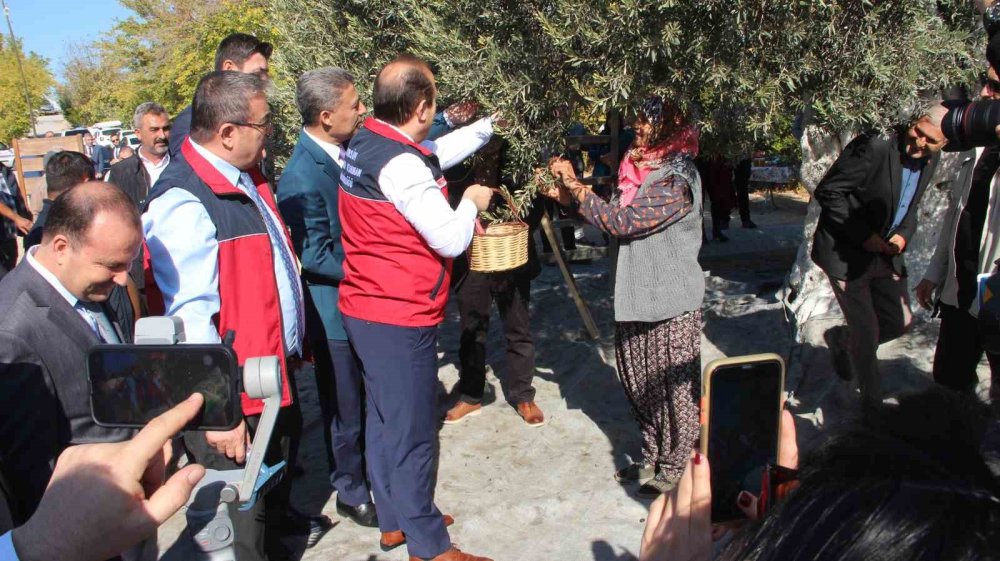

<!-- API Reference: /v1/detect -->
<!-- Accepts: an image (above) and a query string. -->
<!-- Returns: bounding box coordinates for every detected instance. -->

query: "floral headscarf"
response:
[617,95,699,207]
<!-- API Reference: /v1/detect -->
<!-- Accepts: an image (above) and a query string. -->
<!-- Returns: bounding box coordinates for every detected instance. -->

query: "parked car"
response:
[121,131,140,149]
[37,103,58,116]
[0,143,13,168]
[62,127,90,137]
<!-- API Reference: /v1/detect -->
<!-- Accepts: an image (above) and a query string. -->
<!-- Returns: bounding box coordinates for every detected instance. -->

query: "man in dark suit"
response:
[169,33,272,158]
[82,131,112,178]
[0,182,144,558]
[812,103,948,404]
[276,67,378,530]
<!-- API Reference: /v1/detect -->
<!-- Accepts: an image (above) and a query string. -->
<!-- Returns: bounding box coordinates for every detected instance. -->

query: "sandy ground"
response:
[156,190,992,560]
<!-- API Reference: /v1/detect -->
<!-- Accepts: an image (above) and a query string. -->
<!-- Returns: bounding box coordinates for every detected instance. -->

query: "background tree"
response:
[0,37,54,143]
[60,0,274,127]
[269,1,982,176]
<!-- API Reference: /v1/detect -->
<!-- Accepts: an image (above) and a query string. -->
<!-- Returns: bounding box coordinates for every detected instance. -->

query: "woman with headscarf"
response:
[545,95,705,496]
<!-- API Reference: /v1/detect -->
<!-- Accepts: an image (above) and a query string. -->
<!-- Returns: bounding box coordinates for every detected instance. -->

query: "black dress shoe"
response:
[336,499,379,527]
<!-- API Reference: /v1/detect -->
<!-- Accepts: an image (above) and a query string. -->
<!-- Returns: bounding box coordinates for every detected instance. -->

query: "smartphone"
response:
[88,344,241,431]
[700,354,785,523]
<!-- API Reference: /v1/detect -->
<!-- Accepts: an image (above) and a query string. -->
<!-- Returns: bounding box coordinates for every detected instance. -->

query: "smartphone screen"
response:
[704,358,784,523]
[88,345,240,430]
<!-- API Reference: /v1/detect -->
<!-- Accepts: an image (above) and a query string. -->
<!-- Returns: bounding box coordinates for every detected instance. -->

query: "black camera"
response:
[942,99,1000,151]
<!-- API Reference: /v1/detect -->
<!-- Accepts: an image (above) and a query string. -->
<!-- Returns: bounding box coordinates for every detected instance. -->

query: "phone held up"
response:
[700,353,786,524]
[87,344,241,431]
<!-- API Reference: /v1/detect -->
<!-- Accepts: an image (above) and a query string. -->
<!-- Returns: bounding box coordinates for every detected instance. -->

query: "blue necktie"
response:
[239,173,305,352]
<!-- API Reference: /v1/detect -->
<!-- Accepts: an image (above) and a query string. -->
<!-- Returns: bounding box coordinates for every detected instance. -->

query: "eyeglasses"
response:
[230,116,273,135]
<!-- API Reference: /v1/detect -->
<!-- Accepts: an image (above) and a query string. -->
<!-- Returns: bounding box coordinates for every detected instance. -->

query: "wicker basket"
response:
[469,222,529,272]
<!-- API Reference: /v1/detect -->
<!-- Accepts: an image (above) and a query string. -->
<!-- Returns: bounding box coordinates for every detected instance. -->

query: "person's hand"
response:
[205,419,250,464]
[463,184,495,212]
[13,215,32,235]
[12,394,207,561]
[735,409,799,520]
[536,169,572,206]
[915,279,937,310]
[861,233,892,254]
[548,156,578,184]
[489,110,509,129]
[886,233,907,255]
[640,453,712,561]
[444,101,480,127]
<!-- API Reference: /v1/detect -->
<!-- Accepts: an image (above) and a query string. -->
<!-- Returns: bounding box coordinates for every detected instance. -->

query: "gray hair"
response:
[132,102,169,129]
[132,101,169,130]
[296,67,356,126]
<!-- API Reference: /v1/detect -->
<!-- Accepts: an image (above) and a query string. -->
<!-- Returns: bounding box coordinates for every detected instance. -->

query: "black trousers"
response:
[456,270,536,405]
[734,176,751,222]
[933,303,1000,394]
[0,239,16,280]
[181,379,302,561]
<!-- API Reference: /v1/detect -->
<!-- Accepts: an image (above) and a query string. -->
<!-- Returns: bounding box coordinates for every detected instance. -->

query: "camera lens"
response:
[942,99,1000,151]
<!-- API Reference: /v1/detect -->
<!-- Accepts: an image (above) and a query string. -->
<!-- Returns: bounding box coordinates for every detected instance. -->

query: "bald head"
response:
[373,55,436,126]
[43,181,141,246]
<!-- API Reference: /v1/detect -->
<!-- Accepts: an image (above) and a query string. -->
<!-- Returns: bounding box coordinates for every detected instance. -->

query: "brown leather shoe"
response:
[408,546,493,561]
[444,401,482,424]
[380,514,455,551]
[516,401,545,427]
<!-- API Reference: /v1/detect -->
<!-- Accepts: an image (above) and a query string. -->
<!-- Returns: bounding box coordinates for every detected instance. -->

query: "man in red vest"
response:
[143,71,312,560]
[338,55,495,561]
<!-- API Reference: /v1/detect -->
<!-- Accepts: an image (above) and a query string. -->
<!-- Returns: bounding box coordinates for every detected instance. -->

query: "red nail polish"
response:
[694,452,702,465]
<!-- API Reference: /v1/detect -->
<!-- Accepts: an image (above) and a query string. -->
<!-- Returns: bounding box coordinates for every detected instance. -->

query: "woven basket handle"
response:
[490,187,527,225]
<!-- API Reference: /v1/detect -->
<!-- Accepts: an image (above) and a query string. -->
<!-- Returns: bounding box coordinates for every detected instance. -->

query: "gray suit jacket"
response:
[0,259,132,527]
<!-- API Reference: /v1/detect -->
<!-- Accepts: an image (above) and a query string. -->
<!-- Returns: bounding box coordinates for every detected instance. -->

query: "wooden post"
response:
[540,211,600,340]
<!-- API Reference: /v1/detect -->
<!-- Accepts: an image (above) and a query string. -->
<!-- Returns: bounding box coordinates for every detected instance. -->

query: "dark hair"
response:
[296,67,356,126]
[373,55,434,125]
[988,33,1000,76]
[43,182,140,246]
[214,33,272,72]
[45,151,95,197]
[190,71,268,142]
[721,388,1000,561]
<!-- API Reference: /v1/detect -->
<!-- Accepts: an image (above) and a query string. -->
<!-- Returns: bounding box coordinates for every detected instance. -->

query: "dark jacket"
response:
[106,153,153,288]
[107,152,152,208]
[22,199,50,251]
[812,130,940,281]
[277,131,349,341]
[89,145,112,177]
[168,105,193,159]
[0,260,132,526]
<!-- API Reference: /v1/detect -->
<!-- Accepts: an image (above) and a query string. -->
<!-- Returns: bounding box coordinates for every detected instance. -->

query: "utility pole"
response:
[1,0,37,137]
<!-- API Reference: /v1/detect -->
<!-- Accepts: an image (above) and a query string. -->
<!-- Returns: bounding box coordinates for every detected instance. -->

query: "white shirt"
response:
[142,140,303,354]
[137,146,170,187]
[303,129,344,166]
[375,117,493,258]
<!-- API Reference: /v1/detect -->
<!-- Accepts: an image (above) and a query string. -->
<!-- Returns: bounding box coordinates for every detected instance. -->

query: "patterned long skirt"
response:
[614,310,702,481]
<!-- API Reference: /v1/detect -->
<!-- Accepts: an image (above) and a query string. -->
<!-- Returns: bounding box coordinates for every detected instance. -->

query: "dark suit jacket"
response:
[276,130,349,341]
[89,145,113,177]
[811,130,940,281]
[169,105,193,159]
[107,153,152,208]
[0,260,133,526]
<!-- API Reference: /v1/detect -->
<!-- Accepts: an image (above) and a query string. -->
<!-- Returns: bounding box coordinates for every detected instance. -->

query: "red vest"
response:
[144,140,294,415]
[338,118,451,327]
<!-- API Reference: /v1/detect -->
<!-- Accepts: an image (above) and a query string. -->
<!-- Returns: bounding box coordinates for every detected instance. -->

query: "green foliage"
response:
[269,1,981,192]
[0,37,54,143]
[60,0,277,127]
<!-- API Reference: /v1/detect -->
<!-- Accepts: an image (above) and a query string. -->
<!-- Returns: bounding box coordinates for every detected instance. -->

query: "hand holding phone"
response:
[700,354,785,524]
